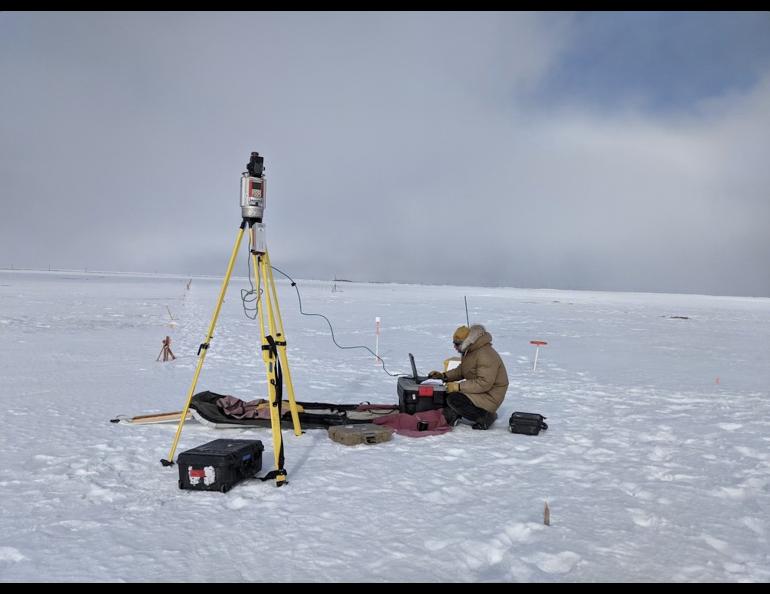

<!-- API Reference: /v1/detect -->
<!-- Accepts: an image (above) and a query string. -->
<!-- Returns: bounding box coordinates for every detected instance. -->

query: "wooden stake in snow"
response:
[157,336,176,362]
[375,317,381,363]
[544,501,551,526]
[530,340,548,371]
[166,306,178,328]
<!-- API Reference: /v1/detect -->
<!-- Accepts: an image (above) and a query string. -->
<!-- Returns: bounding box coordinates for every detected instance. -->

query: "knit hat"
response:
[452,325,470,343]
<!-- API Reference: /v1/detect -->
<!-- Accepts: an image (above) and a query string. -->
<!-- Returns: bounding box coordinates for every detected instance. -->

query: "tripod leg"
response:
[161,222,247,466]
[253,251,287,486]
[264,251,302,436]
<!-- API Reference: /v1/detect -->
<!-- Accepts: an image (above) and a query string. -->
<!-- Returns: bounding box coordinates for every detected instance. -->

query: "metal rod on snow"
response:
[530,340,547,371]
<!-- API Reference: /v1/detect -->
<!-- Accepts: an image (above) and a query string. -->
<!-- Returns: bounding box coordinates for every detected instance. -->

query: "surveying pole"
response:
[161,152,302,487]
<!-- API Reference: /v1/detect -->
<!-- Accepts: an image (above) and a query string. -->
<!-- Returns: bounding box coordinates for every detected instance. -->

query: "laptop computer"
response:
[409,353,445,384]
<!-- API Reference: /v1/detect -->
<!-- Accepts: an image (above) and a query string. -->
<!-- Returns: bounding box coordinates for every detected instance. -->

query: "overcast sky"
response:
[2,11,769,297]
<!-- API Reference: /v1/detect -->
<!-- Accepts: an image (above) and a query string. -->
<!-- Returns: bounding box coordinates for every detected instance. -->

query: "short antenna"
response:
[464,295,470,326]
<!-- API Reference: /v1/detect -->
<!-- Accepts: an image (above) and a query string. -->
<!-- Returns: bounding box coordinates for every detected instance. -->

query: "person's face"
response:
[453,340,463,353]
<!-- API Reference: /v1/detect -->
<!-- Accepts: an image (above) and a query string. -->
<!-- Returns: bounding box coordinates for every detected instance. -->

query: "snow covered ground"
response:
[1,269,769,582]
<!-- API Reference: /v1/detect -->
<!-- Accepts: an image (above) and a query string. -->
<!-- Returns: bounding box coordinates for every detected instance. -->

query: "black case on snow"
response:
[177,438,264,493]
[508,412,548,435]
[397,376,447,414]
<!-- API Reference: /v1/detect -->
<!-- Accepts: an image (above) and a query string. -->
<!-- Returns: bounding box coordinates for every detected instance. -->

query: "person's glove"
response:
[446,381,460,393]
[428,370,446,380]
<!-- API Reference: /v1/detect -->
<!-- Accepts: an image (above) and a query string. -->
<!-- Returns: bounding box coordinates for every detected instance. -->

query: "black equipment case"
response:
[397,377,447,414]
[397,353,447,414]
[508,412,548,435]
[178,438,264,493]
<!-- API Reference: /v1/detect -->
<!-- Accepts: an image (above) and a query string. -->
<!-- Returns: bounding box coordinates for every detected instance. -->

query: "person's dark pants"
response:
[444,392,496,429]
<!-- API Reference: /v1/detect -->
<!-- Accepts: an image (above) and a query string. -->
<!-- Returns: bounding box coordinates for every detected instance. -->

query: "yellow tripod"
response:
[161,220,302,486]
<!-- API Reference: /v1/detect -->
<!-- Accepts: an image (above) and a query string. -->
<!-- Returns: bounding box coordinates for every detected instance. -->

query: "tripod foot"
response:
[259,469,288,486]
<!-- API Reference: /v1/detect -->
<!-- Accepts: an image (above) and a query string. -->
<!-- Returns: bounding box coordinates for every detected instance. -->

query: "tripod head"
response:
[240,151,266,222]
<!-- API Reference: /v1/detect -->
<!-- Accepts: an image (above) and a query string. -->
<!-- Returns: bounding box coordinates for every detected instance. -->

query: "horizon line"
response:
[1,266,767,301]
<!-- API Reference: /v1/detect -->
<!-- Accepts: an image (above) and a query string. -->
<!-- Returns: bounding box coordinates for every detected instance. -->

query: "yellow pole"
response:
[264,251,302,436]
[161,224,246,465]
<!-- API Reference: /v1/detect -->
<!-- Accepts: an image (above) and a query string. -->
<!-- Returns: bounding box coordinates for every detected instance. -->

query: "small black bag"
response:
[508,412,548,435]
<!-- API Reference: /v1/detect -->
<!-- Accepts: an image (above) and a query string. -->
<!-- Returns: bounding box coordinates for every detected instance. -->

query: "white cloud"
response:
[1,12,768,296]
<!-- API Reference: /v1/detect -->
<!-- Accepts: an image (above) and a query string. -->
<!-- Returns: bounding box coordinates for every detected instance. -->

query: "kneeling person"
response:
[429,325,509,430]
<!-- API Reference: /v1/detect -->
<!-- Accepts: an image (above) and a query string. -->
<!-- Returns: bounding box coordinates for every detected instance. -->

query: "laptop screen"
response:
[408,353,419,381]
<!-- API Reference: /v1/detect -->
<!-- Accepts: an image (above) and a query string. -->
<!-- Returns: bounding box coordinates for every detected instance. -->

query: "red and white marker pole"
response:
[530,340,547,371]
[375,317,381,362]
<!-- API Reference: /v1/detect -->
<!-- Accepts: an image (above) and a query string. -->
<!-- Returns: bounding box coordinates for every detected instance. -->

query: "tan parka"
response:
[444,325,509,413]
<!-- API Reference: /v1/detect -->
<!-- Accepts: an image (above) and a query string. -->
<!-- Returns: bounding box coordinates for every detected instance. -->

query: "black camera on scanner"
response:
[240,152,265,222]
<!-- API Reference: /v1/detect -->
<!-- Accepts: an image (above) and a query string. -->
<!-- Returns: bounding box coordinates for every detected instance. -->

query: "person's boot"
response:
[471,410,497,430]
[442,406,460,427]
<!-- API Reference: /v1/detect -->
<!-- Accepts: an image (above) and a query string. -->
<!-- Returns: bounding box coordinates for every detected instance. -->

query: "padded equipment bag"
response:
[508,412,548,435]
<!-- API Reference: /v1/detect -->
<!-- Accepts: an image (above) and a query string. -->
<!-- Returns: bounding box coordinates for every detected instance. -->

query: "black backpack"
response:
[508,412,548,435]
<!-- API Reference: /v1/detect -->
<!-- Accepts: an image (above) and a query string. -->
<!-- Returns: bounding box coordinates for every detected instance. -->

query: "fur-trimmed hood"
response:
[458,324,492,353]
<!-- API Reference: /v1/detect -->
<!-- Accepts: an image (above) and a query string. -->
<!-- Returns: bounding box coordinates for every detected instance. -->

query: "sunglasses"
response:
[453,340,462,346]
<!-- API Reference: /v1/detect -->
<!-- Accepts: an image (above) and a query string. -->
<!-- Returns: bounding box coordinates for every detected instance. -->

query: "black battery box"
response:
[177,438,264,493]
[508,412,548,435]
[397,376,447,415]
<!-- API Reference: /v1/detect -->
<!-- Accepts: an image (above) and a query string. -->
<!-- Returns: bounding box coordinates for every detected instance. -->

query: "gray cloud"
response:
[1,12,768,296]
